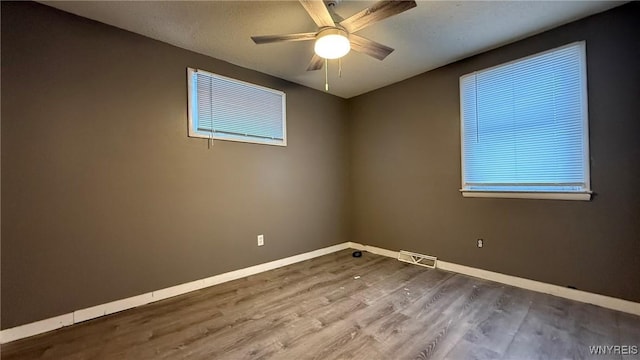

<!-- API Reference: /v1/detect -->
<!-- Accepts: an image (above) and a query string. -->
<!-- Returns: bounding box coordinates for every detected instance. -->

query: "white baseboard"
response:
[0,314,74,345]
[4,241,638,344]
[348,242,398,258]
[348,242,640,316]
[0,242,350,344]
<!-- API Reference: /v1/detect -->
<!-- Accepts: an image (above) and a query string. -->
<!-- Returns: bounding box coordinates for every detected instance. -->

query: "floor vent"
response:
[398,250,437,268]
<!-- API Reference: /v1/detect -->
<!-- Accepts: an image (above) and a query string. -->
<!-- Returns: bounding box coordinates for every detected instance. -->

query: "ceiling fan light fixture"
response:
[314,28,350,59]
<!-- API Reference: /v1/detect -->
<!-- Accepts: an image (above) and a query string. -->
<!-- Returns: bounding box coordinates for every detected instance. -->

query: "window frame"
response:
[459,41,591,201]
[187,67,287,147]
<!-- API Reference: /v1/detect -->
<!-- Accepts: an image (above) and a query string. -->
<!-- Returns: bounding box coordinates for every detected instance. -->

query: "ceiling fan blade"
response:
[307,54,324,71]
[350,34,394,61]
[251,32,317,44]
[299,0,335,28]
[339,0,417,34]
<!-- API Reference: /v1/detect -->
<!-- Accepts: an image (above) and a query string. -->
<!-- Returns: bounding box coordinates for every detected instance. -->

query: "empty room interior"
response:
[2,1,640,359]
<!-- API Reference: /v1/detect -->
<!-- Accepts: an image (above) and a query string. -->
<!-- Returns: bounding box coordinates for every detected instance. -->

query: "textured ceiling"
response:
[42,1,623,98]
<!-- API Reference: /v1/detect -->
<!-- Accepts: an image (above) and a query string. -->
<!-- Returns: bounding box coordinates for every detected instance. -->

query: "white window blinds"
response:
[460,41,590,199]
[187,68,286,146]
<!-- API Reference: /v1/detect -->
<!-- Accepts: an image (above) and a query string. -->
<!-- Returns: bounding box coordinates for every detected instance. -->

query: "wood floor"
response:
[2,250,639,359]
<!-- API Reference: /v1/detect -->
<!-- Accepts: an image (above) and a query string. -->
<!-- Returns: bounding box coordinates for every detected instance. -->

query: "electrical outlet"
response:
[477,238,483,248]
[257,234,264,246]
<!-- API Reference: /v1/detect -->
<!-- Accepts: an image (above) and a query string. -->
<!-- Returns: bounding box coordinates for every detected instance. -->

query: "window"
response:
[187,68,286,146]
[460,42,591,200]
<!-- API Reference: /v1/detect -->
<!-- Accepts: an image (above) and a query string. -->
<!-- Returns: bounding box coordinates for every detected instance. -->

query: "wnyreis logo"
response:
[589,345,638,355]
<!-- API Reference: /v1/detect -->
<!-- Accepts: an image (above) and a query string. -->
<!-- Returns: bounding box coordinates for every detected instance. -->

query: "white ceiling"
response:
[42,1,623,98]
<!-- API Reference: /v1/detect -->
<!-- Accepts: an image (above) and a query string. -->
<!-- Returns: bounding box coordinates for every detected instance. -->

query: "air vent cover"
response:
[398,250,437,268]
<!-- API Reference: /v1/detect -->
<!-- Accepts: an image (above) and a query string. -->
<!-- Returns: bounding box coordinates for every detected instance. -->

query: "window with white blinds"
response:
[187,68,286,146]
[460,42,591,200]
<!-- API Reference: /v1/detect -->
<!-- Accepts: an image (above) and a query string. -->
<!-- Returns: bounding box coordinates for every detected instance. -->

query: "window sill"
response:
[461,191,591,201]
[188,132,286,147]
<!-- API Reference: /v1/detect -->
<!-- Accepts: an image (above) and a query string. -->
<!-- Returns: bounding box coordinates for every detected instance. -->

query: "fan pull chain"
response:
[339,58,342,78]
[325,58,329,91]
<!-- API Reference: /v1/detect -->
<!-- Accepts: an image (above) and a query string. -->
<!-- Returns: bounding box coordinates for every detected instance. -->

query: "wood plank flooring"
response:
[2,250,639,359]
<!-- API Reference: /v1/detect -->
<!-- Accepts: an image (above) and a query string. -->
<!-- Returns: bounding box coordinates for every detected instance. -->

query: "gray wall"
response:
[349,2,640,303]
[1,2,349,328]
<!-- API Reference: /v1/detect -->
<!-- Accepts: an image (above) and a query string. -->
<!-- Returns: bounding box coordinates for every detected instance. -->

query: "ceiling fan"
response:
[251,0,417,71]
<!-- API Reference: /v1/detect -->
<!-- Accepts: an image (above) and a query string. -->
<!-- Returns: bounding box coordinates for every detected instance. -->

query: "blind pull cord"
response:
[474,75,479,144]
